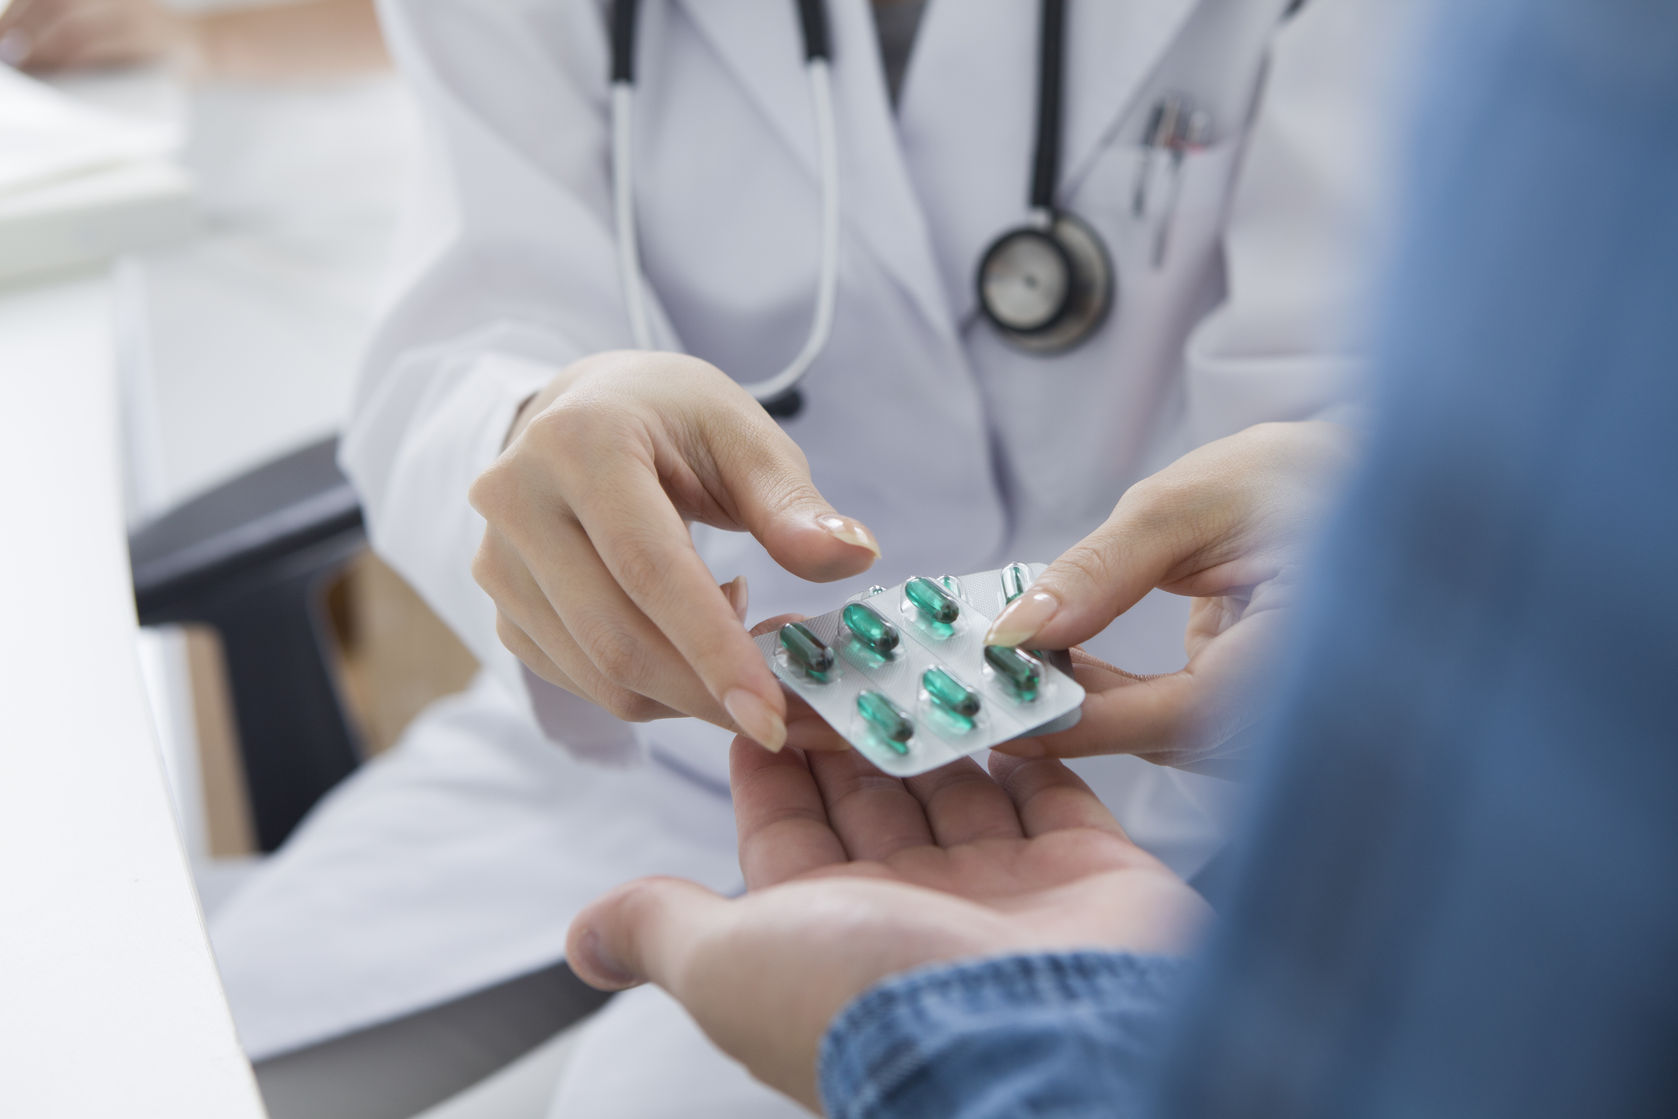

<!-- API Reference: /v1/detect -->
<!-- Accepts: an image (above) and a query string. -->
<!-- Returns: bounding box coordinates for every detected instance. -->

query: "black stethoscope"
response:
[609,0,1110,415]
[974,0,1115,354]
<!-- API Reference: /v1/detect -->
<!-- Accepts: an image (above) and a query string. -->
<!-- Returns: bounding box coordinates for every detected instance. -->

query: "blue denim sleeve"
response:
[818,952,1189,1119]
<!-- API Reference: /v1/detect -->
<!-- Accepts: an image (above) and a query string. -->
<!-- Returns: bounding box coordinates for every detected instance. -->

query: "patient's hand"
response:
[987,420,1353,774]
[567,739,1209,1111]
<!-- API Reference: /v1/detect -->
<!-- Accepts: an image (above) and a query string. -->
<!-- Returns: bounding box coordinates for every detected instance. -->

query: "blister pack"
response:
[752,563,1084,777]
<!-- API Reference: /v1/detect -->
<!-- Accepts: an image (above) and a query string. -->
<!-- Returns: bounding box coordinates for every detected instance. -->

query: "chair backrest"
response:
[131,435,366,851]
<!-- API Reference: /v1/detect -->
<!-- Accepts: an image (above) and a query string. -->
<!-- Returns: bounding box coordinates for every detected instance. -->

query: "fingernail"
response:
[724,575,749,623]
[577,928,636,988]
[724,688,787,753]
[816,514,881,557]
[0,31,32,66]
[994,738,1046,759]
[985,589,1060,647]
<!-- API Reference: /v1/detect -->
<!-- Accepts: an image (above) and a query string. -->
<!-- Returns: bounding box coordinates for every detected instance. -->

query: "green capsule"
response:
[923,703,977,738]
[904,576,960,624]
[842,602,900,655]
[984,645,1043,699]
[857,690,913,750]
[778,621,834,677]
[1001,562,1033,604]
[922,667,981,718]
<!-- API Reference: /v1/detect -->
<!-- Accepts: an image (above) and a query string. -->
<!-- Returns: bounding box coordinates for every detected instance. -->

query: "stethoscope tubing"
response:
[611,0,840,405]
[608,0,1132,402]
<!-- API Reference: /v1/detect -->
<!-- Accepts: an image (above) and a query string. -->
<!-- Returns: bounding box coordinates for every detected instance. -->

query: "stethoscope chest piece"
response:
[977,211,1114,354]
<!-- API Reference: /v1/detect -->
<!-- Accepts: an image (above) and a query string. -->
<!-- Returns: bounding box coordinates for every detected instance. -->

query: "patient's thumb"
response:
[568,877,726,993]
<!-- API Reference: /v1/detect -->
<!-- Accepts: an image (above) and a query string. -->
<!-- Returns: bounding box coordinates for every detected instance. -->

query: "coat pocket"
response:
[1072,135,1248,284]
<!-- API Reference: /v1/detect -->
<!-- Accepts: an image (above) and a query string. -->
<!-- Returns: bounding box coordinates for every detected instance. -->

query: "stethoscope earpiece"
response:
[976,211,1114,353]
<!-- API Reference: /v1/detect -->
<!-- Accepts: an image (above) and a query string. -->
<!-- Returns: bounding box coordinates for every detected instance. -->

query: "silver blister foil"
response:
[752,564,1085,777]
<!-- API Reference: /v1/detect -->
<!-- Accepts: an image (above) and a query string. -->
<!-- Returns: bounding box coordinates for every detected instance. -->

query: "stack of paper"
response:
[0,66,195,282]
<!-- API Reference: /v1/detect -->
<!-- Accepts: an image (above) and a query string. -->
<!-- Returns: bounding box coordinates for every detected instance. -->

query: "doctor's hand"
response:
[469,350,880,752]
[0,0,191,72]
[0,0,387,76]
[987,421,1352,774]
[566,738,1209,1111]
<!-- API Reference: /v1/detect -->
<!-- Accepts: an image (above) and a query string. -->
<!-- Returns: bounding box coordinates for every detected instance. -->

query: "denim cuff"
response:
[819,951,1189,1119]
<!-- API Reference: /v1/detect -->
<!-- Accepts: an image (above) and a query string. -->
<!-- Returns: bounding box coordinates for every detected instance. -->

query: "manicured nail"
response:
[985,589,1060,647]
[724,688,787,753]
[816,514,881,557]
[577,928,635,988]
[724,575,749,623]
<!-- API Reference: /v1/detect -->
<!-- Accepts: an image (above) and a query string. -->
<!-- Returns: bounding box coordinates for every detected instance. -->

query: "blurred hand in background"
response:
[0,0,386,79]
[0,0,192,72]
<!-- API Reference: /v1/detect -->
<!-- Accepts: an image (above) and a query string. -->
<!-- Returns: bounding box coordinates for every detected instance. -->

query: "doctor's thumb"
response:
[718,430,880,582]
[986,499,1185,652]
[567,877,727,994]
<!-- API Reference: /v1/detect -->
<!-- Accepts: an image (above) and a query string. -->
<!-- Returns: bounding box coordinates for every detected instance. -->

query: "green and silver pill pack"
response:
[753,563,1085,777]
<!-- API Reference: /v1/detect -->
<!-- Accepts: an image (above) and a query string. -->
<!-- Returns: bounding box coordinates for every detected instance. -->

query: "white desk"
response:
[0,271,264,1116]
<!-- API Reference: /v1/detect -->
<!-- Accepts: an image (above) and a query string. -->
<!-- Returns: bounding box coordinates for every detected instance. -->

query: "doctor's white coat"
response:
[208,0,1413,1088]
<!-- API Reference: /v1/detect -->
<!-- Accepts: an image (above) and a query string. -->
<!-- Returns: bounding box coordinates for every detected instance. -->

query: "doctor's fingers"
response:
[983,434,1303,654]
[493,611,580,693]
[473,529,683,723]
[517,514,744,725]
[557,445,791,751]
[988,423,1351,653]
[0,0,84,67]
[491,603,779,740]
[994,662,1199,762]
[495,600,682,725]
[1015,605,1279,767]
[5,1,157,70]
[701,416,881,583]
[985,481,1214,653]
[0,0,62,34]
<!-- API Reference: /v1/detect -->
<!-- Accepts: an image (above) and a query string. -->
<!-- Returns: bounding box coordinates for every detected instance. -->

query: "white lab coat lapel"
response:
[898,0,1200,322]
[675,0,961,345]
[674,0,1199,346]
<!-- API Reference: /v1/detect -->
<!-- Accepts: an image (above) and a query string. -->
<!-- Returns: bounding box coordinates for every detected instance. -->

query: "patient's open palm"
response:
[568,741,1208,1111]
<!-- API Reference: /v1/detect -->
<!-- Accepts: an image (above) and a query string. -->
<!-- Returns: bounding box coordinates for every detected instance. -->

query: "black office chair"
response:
[129,435,366,851]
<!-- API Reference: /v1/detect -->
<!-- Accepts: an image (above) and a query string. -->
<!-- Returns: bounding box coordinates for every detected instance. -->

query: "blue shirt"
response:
[821,0,1678,1114]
